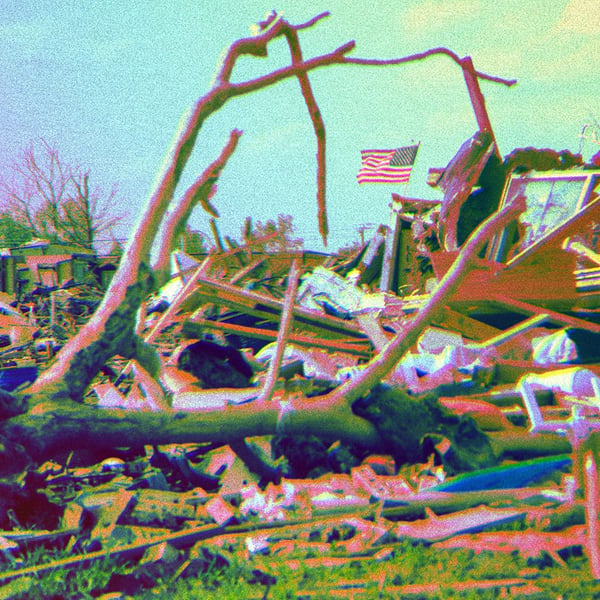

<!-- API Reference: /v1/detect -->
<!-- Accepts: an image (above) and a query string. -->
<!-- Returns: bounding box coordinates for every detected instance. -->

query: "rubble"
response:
[3,12,600,598]
[1,142,600,596]
[1,151,599,595]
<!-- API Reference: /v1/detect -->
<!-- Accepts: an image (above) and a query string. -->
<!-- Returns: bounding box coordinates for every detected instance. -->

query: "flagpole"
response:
[356,141,421,290]
[381,141,421,293]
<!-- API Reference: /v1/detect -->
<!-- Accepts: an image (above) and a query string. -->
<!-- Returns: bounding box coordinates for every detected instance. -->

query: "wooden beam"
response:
[184,318,372,357]
[468,313,550,350]
[493,294,600,333]
[563,237,600,267]
[194,276,368,340]
[436,306,502,341]
[229,258,265,284]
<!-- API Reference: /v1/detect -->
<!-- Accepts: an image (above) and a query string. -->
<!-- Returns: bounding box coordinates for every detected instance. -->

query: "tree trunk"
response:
[0,399,381,475]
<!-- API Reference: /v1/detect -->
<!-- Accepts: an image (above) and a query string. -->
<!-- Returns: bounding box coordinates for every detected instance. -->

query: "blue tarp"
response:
[0,366,38,392]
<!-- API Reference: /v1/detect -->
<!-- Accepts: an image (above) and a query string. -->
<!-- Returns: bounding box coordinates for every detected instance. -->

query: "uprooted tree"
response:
[0,12,535,478]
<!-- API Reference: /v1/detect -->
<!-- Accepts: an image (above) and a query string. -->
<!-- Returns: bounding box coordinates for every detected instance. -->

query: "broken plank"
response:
[394,505,525,543]
[432,526,586,566]
[382,578,533,598]
[183,319,371,357]
[584,449,600,579]
[193,276,368,340]
[381,487,568,519]
[435,306,502,341]
[0,523,220,584]
[229,257,265,284]
[259,258,300,401]
[564,237,600,268]
[489,359,600,385]
[492,294,600,333]
[488,429,572,458]
[467,312,549,350]
[0,510,379,585]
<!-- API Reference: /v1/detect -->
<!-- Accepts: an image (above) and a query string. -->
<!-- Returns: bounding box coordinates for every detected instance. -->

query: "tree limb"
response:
[317,195,527,409]
[15,13,518,458]
[344,47,517,87]
[282,19,329,246]
[215,11,331,85]
[1,398,380,474]
[152,129,242,282]
[258,258,300,402]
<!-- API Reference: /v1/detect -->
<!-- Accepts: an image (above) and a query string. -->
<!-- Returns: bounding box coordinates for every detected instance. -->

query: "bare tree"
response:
[0,139,126,250]
[242,214,303,252]
[63,174,124,250]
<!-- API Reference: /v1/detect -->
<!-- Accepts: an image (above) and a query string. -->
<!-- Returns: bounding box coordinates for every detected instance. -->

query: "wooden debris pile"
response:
[0,438,586,598]
[2,150,600,595]
[2,10,600,595]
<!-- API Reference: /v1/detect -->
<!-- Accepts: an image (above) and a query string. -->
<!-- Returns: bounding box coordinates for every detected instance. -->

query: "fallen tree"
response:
[0,12,520,476]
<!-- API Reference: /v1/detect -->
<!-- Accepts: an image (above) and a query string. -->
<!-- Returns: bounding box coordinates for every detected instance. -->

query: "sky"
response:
[1,0,599,253]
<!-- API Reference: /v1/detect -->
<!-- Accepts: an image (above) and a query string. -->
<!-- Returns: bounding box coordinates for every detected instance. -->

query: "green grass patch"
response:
[5,534,600,598]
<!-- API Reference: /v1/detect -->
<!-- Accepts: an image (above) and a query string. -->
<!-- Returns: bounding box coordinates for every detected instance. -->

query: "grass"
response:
[0,546,128,600]
[153,544,600,599]
[5,519,600,598]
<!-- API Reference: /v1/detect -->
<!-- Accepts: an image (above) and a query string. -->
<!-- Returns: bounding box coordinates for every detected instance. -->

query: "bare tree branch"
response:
[317,195,527,410]
[1,395,380,472]
[152,129,242,281]
[215,11,331,84]
[13,12,520,477]
[344,47,517,87]
[281,16,329,246]
[258,258,300,402]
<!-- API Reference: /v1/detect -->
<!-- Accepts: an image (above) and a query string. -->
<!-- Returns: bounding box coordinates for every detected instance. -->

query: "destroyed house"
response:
[380,135,599,304]
[369,156,600,373]
[436,168,600,309]
[0,240,99,296]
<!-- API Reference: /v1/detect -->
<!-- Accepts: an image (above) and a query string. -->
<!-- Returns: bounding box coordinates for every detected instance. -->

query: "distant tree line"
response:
[0,139,127,251]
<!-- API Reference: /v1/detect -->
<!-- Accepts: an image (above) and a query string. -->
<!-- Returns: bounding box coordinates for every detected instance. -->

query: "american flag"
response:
[356,144,419,184]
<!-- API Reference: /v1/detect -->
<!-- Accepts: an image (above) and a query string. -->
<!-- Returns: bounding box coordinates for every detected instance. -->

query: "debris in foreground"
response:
[1,10,600,596]
[1,144,600,596]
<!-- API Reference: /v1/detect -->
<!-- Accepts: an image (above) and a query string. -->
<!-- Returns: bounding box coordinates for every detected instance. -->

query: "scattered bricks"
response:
[88,488,135,544]
[129,489,205,524]
[335,518,391,554]
[245,534,270,556]
[239,481,266,517]
[205,495,236,526]
[0,536,19,562]
[310,490,371,514]
[61,502,84,530]
[139,541,180,566]
[352,464,388,499]
[200,445,259,495]
[351,464,413,501]
[361,455,396,476]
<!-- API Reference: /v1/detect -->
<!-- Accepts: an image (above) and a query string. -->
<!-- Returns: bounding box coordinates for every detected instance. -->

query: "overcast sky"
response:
[1,0,599,252]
